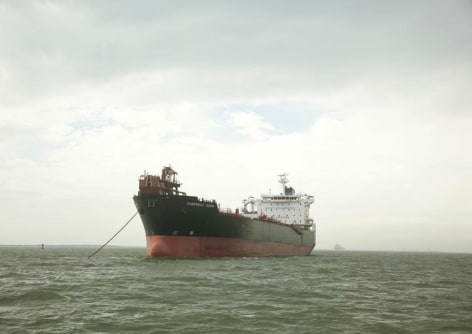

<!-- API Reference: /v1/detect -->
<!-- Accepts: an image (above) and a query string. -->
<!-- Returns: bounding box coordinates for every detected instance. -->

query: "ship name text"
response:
[187,202,215,208]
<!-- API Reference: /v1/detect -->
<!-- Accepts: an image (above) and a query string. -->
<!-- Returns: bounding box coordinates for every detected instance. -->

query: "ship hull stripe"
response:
[146,235,314,257]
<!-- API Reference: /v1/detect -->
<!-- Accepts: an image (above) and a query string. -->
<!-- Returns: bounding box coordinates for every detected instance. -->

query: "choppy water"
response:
[1,247,471,333]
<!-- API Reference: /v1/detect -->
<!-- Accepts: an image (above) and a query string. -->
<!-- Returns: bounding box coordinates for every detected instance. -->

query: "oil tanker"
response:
[133,166,315,257]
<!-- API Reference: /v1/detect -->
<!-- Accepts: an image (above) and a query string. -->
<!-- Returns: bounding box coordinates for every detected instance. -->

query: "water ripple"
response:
[0,247,471,333]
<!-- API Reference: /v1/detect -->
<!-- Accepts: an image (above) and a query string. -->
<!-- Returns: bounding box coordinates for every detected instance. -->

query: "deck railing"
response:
[219,208,234,214]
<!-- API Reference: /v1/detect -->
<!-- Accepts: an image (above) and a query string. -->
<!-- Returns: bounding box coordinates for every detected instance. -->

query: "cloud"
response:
[227,111,274,141]
[0,1,471,252]
[2,1,471,106]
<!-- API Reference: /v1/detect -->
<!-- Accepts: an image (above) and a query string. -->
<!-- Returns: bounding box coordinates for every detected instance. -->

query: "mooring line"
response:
[87,211,139,259]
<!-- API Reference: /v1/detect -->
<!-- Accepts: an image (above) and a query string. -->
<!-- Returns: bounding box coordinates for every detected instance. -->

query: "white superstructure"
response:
[241,174,314,227]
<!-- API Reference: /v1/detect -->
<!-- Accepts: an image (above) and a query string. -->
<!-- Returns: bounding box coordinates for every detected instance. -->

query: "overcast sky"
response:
[1,1,471,252]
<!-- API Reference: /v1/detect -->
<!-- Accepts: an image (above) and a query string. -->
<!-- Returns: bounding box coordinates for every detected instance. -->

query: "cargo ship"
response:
[133,166,316,257]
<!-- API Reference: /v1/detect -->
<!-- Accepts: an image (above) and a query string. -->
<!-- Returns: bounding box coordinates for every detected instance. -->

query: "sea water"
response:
[0,247,471,333]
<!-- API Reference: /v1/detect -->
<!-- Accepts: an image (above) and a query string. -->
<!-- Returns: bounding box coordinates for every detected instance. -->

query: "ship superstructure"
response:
[241,173,314,228]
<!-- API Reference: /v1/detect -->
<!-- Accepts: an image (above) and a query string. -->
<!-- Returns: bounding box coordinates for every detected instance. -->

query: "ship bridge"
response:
[241,174,314,226]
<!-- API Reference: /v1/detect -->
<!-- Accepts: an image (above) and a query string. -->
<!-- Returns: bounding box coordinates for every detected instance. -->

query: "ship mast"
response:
[278,173,289,194]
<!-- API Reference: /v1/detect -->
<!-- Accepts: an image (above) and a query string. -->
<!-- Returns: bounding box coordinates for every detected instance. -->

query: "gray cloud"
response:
[0,1,471,252]
[1,1,471,106]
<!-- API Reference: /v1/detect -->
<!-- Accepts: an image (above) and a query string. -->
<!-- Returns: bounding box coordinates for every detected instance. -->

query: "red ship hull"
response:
[146,235,314,257]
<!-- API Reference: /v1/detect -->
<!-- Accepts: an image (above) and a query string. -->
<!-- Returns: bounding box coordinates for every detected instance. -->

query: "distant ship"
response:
[133,166,316,257]
[334,244,346,251]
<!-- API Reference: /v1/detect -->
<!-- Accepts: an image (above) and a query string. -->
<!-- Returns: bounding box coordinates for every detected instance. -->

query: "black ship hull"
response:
[133,194,316,257]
